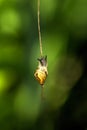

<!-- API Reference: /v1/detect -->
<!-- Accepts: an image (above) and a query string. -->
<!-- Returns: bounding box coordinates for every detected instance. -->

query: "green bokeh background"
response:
[0,0,87,129]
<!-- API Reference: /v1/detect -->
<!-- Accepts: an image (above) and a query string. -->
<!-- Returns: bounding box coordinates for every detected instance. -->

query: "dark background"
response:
[0,0,87,129]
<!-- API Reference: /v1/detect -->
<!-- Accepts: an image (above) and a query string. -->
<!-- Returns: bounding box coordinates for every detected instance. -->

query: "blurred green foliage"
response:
[0,0,87,129]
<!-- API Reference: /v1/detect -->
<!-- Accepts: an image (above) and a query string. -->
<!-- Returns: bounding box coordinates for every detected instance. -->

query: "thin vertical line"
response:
[38,0,43,56]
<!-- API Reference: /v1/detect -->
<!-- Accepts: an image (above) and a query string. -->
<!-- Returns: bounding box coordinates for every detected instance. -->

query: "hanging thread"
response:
[38,0,43,56]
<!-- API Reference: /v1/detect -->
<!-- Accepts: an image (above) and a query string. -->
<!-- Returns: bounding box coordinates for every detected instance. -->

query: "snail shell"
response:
[34,66,48,85]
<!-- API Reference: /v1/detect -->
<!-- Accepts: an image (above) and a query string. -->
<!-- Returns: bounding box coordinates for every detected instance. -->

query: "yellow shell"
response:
[34,66,48,85]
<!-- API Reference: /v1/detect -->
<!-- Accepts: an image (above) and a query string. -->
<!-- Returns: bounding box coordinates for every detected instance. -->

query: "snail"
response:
[34,56,48,86]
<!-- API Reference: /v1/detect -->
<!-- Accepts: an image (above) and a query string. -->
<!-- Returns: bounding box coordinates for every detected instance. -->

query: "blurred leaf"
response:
[0,69,17,93]
[14,84,41,121]
[1,9,21,35]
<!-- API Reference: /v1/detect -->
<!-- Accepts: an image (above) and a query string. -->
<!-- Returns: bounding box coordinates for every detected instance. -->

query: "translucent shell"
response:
[34,66,48,85]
